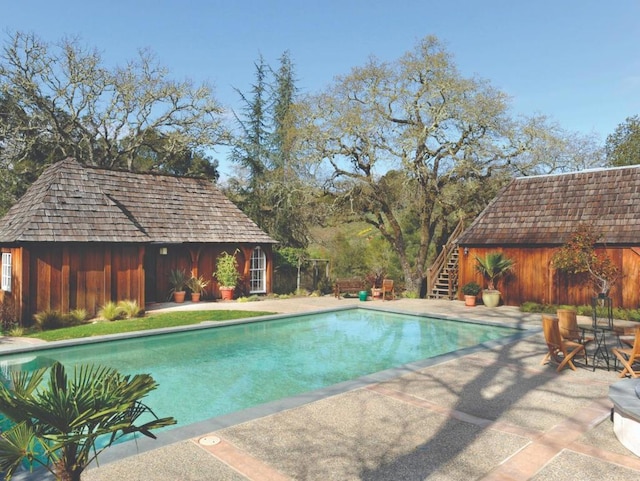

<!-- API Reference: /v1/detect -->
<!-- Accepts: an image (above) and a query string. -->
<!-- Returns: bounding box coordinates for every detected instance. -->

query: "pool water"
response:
[0,308,519,432]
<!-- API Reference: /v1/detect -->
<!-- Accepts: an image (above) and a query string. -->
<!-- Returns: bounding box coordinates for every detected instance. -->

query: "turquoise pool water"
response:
[0,308,519,432]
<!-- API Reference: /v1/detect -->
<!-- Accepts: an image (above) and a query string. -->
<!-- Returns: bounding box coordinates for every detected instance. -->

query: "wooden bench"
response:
[334,278,366,298]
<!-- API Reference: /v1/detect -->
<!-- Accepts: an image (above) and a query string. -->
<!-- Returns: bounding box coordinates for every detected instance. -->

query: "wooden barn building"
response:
[0,158,277,324]
[455,165,640,309]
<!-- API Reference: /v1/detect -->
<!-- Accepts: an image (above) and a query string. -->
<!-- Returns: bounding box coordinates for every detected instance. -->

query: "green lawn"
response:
[26,310,276,342]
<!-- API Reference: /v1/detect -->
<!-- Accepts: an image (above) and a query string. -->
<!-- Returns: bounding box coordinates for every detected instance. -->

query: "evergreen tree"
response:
[229,52,313,248]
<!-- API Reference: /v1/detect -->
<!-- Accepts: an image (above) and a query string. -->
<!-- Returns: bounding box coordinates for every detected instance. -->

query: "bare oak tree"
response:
[0,31,226,172]
[301,36,546,292]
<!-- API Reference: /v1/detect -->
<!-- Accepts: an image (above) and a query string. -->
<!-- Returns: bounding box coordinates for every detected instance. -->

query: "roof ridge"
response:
[516,164,640,180]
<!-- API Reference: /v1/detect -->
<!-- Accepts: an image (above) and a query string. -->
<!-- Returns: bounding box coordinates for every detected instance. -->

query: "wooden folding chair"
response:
[612,326,640,378]
[381,279,395,301]
[540,315,586,372]
[557,309,593,345]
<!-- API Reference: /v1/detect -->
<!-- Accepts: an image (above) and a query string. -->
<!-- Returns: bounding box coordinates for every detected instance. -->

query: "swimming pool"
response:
[0,307,521,436]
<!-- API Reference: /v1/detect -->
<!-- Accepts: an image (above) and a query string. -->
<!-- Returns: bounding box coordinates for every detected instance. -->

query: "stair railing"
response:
[426,220,465,298]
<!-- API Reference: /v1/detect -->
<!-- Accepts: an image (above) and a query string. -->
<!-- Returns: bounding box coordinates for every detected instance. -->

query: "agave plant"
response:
[0,362,176,481]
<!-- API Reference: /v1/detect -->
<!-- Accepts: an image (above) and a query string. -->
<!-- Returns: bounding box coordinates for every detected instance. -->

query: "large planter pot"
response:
[482,290,501,308]
[173,291,186,303]
[220,287,234,301]
[191,292,201,302]
[372,288,382,299]
[464,295,477,307]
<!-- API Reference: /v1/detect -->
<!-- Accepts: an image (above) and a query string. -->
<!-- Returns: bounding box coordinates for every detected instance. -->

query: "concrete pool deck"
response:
[4,297,640,480]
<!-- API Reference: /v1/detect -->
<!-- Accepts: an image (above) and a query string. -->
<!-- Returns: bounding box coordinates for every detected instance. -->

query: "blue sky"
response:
[3,1,640,177]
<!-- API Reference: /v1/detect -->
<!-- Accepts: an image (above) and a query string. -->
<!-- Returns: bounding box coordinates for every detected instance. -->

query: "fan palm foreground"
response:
[0,362,176,481]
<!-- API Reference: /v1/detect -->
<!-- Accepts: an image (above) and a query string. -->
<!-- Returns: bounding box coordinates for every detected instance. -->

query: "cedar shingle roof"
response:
[0,158,277,244]
[457,166,640,246]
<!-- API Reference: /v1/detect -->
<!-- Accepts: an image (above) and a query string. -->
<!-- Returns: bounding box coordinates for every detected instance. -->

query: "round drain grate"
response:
[198,436,221,446]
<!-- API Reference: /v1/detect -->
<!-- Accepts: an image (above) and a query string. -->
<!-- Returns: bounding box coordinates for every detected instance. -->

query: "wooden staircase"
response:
[426,221,464,300]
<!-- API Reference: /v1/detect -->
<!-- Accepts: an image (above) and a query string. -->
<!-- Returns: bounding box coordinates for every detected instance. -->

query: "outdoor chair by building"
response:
[540,315,587,372]
[557,309,593,346]
[381,279,395,301]
[612,327,640,378]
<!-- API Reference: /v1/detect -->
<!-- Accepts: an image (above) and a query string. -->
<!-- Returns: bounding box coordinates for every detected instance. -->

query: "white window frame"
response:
[249,247,266,294]
[1,253,11,292]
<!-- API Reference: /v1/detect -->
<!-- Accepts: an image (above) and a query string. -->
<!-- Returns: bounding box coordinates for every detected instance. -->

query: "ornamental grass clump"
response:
[97,301,124,322]
[117,299,143,319]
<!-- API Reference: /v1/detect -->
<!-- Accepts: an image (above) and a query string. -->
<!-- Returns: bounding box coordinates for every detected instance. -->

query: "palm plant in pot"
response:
[461,281,481,307]
[475,252,514,308]
[213,251,241,300]
[187,275,209,302]
[168,269,189,303]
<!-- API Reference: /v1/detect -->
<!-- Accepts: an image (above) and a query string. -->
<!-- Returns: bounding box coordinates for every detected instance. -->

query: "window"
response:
[1,253,11,292]
[249,247,266,293]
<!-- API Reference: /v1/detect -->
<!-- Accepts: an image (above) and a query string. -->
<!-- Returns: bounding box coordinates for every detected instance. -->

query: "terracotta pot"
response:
[464,295,477,307]
[220,287,234,301]
[173,291,186,303]
[372,288,382,299]
[191,292,201,302]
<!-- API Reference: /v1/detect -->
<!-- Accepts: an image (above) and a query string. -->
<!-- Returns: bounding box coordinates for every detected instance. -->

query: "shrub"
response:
[33,310,65,331]
[98,301,124,322]
[0,300,16,331]
[117,300,143,319]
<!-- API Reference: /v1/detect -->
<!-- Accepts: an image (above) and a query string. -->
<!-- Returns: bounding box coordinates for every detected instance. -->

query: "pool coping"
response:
[6,304,540,479]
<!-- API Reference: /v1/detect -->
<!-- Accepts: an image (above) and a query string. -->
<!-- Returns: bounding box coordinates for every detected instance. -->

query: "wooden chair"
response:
[540,315,586,372]
[557,309,593,346]
[381,279,395,301]
[612,326,640,378]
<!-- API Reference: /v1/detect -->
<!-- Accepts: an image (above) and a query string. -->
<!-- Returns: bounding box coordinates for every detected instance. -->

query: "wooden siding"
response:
[4,241,274,324]
[25,243,144,321]
[150,244,272,301]
[458,246,640,308]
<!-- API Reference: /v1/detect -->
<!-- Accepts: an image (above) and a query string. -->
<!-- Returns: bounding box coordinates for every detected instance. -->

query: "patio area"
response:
[5,297,640,480]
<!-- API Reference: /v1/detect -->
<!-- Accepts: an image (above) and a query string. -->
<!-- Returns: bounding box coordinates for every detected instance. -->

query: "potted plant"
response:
[213,251,241,301]
[475,252,514,308]
[187,275,209,302]
[168,269,189,303]
[461,281,481,307]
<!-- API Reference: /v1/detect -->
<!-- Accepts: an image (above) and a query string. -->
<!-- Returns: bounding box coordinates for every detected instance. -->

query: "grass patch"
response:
[26,310,276,342]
